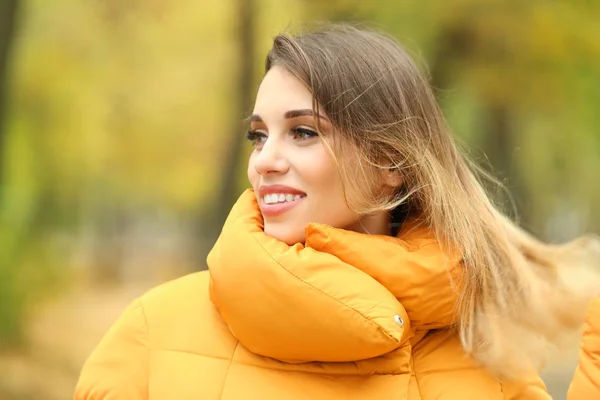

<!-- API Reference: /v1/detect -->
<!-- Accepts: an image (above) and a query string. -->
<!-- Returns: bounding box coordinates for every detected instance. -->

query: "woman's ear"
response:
[382,169,403,188]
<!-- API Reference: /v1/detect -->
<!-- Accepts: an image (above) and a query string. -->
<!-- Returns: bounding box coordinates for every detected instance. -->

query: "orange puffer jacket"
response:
[75,190,556,399]
[567,298,600,399]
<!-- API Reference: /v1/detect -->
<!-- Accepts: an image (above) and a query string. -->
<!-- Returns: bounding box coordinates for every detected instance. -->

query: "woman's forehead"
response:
[253,67,313,116]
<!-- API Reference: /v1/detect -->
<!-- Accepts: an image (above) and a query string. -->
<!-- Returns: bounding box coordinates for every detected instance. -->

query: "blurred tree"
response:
[0,0,23,349]
[303,0,600,236]
[214,0,257,231]
[0,0,19,193]
[426,18,524,222]
[194,0,257,267]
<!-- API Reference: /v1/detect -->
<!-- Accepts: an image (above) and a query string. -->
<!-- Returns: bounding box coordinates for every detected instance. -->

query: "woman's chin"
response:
[263,224,305,245]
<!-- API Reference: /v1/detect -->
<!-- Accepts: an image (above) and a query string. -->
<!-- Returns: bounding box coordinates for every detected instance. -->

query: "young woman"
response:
[75,25,600,399]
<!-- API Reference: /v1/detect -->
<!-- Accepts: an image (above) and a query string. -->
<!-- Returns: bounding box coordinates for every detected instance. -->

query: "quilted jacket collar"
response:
[207,189,462,363]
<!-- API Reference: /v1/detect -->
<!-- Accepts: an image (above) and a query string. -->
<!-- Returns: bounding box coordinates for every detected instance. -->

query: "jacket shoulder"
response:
[75,298,149,399]
[412,330,550,400]
[139,270,238,357]
[75,271,237,400]
[568,297,600,399]
[140,270,211,311]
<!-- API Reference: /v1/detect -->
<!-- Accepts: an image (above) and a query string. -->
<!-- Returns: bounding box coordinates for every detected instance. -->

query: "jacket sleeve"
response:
[412,330,551,400]
[567,297,600,399]
[500,373,552,400]
[74,299,149,400]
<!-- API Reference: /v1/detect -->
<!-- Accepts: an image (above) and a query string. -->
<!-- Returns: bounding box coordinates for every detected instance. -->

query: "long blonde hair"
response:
[265,24,600,378]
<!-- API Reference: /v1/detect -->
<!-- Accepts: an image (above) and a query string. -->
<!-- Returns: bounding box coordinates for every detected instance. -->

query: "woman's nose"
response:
[253,137,290,176]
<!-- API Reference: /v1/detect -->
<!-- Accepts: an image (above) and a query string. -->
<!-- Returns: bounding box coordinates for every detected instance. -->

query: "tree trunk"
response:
[193,0,256,268]
[428,24,528,224]
[482,103,528,223]
[215,0,255,227]
[0,0,20,196]
[428,25,475,96]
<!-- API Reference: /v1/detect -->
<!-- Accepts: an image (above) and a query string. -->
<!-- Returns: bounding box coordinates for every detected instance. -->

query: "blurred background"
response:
[0,0,598,399]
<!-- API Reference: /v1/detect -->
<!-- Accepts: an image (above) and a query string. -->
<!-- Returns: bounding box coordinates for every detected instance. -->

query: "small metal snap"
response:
[394,314,404,327]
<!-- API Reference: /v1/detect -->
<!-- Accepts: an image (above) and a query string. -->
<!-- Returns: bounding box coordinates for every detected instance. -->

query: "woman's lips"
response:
[260,196,306,217]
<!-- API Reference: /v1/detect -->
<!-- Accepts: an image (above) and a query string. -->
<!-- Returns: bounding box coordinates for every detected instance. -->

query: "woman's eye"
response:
[246,130,267,148]
[291,127,318,140]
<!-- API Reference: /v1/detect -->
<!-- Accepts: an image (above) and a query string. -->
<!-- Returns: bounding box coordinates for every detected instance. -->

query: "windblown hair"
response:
[265,24,600,378]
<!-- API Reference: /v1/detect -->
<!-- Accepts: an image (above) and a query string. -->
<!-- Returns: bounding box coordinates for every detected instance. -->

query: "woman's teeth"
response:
[263,193,303,204]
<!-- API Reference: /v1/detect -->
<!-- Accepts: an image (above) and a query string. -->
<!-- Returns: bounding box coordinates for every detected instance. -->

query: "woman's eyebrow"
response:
[283,109,327,120]
[250,109,328,122]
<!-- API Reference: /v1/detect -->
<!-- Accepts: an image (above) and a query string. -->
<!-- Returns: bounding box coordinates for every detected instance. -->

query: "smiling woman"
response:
[74,24,600,400]
[246,67,394,244]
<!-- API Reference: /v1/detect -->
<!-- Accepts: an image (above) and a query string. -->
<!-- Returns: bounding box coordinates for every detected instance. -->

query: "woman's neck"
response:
[346,211,391,236]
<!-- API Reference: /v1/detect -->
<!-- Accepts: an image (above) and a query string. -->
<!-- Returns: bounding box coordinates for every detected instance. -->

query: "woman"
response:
[75,25,600,399]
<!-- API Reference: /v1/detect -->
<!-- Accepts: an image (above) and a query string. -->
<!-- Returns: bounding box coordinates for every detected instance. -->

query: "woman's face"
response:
[247,66,389,244]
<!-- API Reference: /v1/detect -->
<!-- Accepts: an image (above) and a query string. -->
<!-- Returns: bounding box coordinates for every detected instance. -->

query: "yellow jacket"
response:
[75,190,554,399]
[567,298,600,399]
